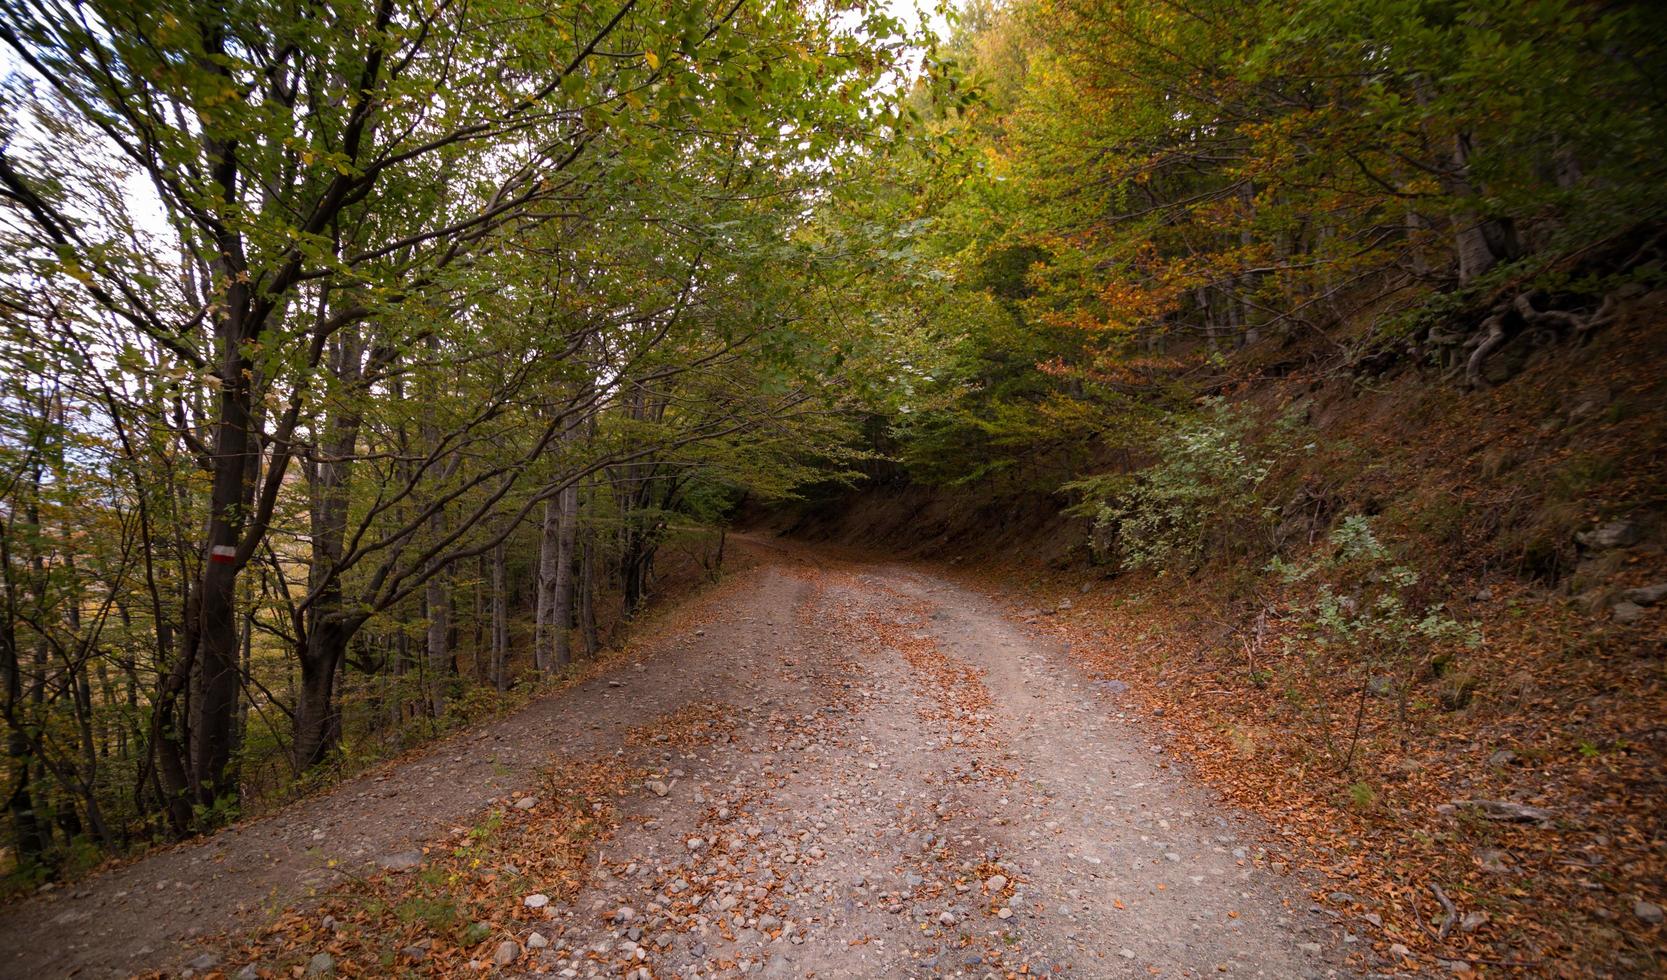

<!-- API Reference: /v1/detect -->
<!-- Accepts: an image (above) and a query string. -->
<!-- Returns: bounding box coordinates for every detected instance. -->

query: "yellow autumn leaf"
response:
[644,51,660,70]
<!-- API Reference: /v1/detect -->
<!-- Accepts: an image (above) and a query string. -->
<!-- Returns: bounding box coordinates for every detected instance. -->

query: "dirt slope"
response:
[0,539,1350,979]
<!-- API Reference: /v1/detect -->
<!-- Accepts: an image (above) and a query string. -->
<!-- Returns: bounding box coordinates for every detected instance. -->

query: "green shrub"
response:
[1068,400,1299,572]
[1273,515,1480,770]
[1277,518,1479,649]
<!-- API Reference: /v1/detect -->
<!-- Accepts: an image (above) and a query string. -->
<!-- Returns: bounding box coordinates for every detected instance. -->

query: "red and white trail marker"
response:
[209,545,237,565]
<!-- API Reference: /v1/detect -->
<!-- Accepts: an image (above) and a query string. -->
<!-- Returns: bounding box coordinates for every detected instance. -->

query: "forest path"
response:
[0,541,1348,978]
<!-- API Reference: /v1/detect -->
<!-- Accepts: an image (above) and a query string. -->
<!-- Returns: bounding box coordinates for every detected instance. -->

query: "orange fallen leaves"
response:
[202,705,745,978]
[939,549,1667,975]
[862,602,995,748]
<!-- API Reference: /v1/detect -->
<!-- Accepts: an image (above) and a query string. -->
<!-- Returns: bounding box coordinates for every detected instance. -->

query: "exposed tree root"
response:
[1462,308,1511,389]
[1437,287,1629,388]
[1417,224,1661,387]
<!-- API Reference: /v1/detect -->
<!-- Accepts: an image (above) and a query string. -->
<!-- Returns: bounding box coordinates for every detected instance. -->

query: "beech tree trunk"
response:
[472,555,487,683]
[491,542,509,692]
[292,327,373,770]
[291,612,363,770]
[425,569,450,717]
[183,148,268,811]
[551,480,579,670]
[2,617,45,866]
[578,493,599,658]
[1448,133,1523,284]
[533,498,562,673]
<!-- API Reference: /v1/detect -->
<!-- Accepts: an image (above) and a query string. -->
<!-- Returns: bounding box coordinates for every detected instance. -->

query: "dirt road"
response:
[0,543,1348,978]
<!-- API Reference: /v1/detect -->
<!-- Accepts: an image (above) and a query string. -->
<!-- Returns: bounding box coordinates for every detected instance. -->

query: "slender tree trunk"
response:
[551,480,578,670]
[2,459,48,865]
[95,654,114,760]
[425,568,450,718]
[391,618,411,728]
[1,619,46,867]
[622,533,646,619]
[1194,286,1216,349]
[491,542,509,692]
[63,584,111,846]
[152,693,194,835]
[292,325,382,770]
[228,603,251,785]
[533,498,561,674]
[578,494,598,658]
[472,555,487,683]
[1404,209,1433,278]
[1236,182,1258,347]
[294,481,349,765]
[146,603,195,836]
[423,488,453,717]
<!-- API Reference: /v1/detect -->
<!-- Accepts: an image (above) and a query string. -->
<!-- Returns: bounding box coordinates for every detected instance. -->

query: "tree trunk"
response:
[622,533,646,619]
[152,698,194,836]
[293,342,366,769]
[1236,182,1257,347]
[425,573,450,717]
[551,480,578,670]
[291,612,361,770]
[1194,286,1217,349]
[228,603,251,785]
[1448,133,1523,284]
[390,617,411,728]
[472,555,487,683]
[533,498,562,673]
[2,459,47,865]
[578,498,598,658]
[2,623,46,867]
[186,291,258,810]
[491,542,509,692]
